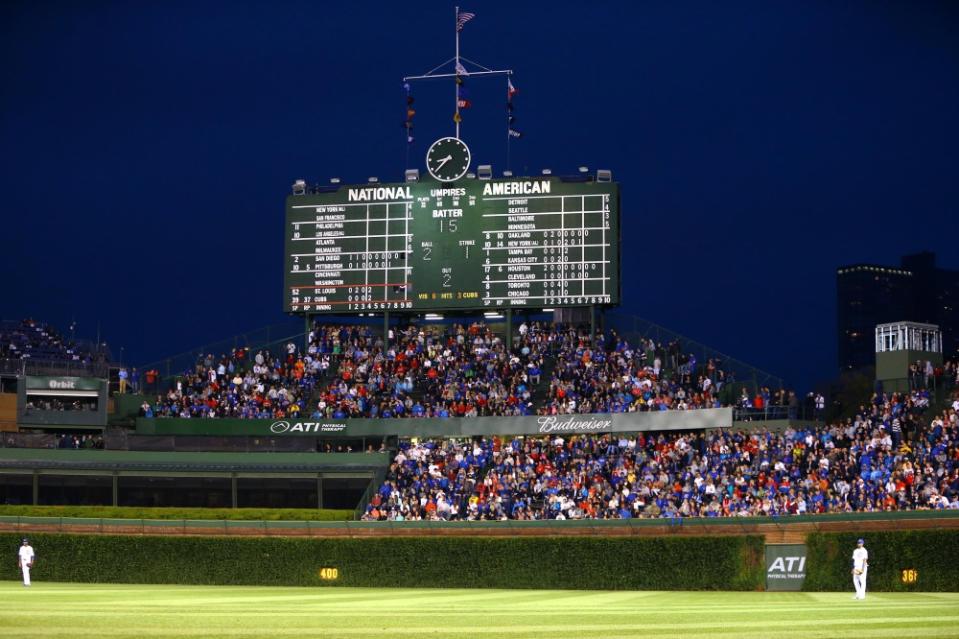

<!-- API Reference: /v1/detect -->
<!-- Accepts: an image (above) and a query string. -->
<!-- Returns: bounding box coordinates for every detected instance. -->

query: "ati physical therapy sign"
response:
[765,544,807,591]
[137,408,732,439]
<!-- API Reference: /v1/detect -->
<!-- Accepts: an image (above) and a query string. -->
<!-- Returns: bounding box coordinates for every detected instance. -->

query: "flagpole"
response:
[455,5,460,139]
[506,73,511,172]
[403,10,514,153]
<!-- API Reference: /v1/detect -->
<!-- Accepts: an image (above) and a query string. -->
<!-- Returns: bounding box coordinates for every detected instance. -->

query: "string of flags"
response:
[454,10,473,126]
[508,78,522,138]
[403,81,414,144]
[402,10,521,150]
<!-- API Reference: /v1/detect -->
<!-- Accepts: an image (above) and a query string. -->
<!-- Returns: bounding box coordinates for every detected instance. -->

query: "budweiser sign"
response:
[536,416,613,433]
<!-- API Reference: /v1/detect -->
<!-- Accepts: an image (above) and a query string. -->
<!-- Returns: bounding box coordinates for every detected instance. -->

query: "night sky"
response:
[2,1,957,391]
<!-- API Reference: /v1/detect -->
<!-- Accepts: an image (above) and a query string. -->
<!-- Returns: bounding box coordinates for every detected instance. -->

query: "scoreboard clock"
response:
[284,176,620,313]
[426,137,471,182]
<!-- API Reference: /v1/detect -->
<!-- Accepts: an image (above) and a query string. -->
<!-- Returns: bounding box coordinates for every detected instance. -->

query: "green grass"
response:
[0,505,353,521]
[1,583,957,639]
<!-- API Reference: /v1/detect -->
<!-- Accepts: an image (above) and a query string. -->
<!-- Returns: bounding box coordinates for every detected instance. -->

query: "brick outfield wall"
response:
[3,512,958,543]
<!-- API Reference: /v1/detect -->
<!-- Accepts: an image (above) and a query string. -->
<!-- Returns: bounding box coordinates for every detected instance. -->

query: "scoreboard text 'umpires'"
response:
[284,177,620,313]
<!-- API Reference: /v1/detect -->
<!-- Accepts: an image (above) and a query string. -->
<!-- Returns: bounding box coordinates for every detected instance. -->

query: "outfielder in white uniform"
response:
[852,538,868,599]
[18,539,35,587]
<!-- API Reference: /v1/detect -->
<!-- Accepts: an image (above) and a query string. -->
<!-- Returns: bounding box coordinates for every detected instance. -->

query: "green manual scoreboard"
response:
[284,177,620,313]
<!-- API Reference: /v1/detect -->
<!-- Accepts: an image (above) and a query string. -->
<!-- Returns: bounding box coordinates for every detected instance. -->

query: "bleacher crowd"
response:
[362,387,959,521]
[0,319,100,364]
[146,322,753,420]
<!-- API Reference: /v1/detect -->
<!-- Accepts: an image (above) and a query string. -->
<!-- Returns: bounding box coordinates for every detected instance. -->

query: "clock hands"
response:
[426,138,470,181]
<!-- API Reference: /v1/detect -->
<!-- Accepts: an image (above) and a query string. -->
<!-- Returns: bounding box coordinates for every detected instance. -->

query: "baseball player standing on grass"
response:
[852,538,868,599]
[18,538,35,587]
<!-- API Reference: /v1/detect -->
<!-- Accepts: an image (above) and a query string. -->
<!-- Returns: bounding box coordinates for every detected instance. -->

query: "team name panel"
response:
[285,179,620,313]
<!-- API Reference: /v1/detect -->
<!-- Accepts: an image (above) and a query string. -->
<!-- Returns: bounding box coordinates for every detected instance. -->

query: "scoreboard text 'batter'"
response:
[284,178,620,313]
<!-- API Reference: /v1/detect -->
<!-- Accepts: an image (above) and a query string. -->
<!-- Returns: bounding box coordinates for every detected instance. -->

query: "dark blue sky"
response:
[2,1,957,390]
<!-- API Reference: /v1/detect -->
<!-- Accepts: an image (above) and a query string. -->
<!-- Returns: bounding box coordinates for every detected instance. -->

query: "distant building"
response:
[837,251,959,372]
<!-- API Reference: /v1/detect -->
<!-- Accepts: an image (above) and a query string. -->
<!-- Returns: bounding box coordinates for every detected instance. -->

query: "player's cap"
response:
[857,538,864,544]
[21,538,28,543]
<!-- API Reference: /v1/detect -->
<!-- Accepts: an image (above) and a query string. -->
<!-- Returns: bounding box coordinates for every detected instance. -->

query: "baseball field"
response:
[1,583,958,639]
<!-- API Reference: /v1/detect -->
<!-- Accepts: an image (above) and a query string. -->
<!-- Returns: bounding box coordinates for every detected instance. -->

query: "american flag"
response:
[456,11,475,32]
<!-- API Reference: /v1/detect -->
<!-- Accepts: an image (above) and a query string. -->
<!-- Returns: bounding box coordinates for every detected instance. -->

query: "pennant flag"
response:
[456,11,475,32]
[508,128,522,138]
[453,112,462,124]
[403,82,414,144]
[455,75,464,86]
[508,78,518,98]
[457,99,472,109]
[508,115,516,124]
[506,102,513,111]
[455,61,470,76]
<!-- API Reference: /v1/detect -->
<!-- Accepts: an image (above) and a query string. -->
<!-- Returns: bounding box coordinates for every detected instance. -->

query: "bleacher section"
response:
[361,386,959,521]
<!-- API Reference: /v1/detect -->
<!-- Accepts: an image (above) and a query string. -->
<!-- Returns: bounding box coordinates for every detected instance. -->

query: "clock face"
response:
[426,137,471,182]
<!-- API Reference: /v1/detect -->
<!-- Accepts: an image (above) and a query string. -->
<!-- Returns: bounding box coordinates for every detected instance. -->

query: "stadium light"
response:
[542,168,552,175]
[466,172,476,179]
[330,177,341,184]
[405,169,420,183]
[596,169,612,182]
[291,179,306,195]
[578,166,589,174]
[477,165,493,180]
[368,177,379,184]
[502,170,513,177]
[424,313,444,321]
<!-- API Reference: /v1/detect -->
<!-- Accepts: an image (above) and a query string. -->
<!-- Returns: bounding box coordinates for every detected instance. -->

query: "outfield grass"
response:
[1,583,957,639]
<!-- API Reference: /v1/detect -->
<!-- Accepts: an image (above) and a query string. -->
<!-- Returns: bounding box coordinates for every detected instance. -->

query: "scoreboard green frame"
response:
[284,177,620,313]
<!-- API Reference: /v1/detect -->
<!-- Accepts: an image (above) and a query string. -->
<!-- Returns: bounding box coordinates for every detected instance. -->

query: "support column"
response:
[112,472,118,507]
[231,473,238,509]
[383,311,390,349]
[32,471,39,506]
[303,313,312,351]
[506,309,513,352]
[317,475,324,509]
[589,305,596,343]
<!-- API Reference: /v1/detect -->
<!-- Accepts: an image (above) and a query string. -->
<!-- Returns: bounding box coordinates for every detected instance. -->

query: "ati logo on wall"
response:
[765,544,807,591]
[269,421,347,434]
[768,556,806,577]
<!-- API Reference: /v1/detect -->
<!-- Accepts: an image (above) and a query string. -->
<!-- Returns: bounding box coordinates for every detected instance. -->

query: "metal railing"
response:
[136,320,306,389]
[1,508,957,534]
[733,405,817,422]
[606,311,786,393]
[0,357,110,379]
